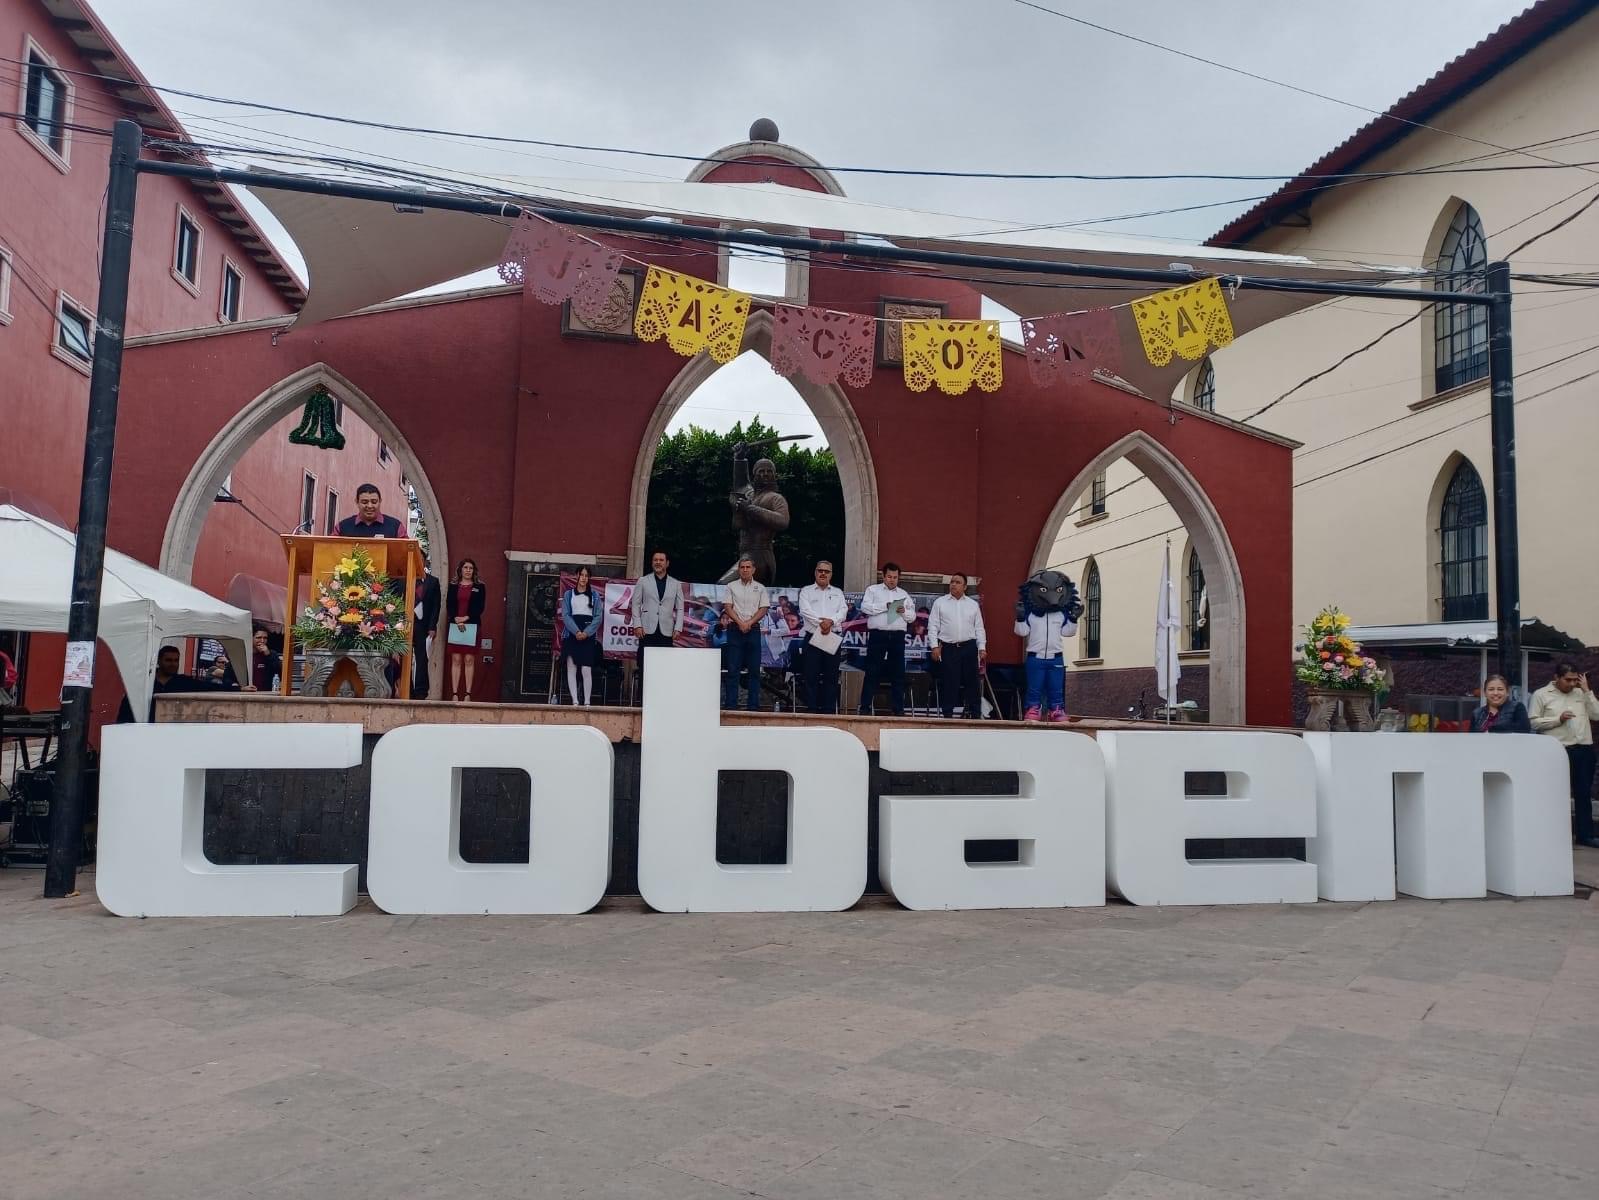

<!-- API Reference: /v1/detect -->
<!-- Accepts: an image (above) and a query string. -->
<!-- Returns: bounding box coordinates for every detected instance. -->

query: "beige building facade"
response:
[1051,0,1599,709]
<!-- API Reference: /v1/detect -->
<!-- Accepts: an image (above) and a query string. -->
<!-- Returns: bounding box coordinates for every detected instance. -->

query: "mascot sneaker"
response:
[1024,705,1042,724]
[1047,707,1068,724]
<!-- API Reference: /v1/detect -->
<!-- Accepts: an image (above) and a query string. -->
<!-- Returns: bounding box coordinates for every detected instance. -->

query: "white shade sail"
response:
[0,505,253,720]
[250,174,1418,403]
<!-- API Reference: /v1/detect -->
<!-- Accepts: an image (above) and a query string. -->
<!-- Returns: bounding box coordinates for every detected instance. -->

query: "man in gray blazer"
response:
[630,549,684,691]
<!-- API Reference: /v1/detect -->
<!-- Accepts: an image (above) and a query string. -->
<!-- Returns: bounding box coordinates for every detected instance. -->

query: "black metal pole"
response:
[43,118,142,897]
[134,159,1492,309]
[1486,260,1521,692]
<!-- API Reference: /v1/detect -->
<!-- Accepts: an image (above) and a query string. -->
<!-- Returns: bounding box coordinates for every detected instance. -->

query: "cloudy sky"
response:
[93,0,1532,439]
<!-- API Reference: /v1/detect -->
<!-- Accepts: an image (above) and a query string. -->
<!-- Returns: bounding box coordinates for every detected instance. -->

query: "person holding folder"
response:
[798,560,848,714]
[446,557,486,701]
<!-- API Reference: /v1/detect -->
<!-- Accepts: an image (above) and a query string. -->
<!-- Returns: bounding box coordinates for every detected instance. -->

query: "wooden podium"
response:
[281,535,424,699]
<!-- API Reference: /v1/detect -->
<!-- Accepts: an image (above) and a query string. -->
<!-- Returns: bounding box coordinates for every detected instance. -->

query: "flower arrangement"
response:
[292,547,409,656]
[1294,606,1382,691]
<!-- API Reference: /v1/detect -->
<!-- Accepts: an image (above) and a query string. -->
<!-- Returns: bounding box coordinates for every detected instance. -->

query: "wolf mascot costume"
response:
[1014,569,1083,723]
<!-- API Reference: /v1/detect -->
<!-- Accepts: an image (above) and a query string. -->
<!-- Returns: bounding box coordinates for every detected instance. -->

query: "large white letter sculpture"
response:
[1304,732,1572,900]
[1099,731,1318,906]
[97,723,363,917]
[879,730,1105,909]
[637,648,868,912]
[367,725,614,914]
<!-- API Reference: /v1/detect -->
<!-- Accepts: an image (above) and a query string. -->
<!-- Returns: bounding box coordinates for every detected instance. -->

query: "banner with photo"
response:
[596,580,951,668]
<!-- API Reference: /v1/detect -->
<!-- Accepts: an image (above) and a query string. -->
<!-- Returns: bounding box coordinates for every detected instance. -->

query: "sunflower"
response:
[338,611,364,625]
[343,585,367,602]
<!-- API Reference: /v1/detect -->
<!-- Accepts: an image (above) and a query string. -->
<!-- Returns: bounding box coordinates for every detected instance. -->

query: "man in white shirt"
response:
[721,555,770,711]
[798,559,849,713]
[928,573,986,719]
[857,561,913,716]
[1530,661,1599,847]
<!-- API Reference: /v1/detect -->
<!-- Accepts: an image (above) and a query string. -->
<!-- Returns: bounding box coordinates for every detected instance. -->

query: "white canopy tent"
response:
[250,173,1420,404]
[0,505,253,720]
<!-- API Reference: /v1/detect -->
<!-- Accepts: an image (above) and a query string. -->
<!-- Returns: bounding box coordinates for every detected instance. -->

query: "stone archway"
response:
[159,362,451,696]
[1029,430,1247,724]
[626,309,880,589]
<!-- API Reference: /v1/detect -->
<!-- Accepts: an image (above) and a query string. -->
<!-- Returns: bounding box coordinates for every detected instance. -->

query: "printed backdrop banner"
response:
[634,267,751,363]
[902,320,1003,395]
[599,581,947,668]
[1131,277,1235,367]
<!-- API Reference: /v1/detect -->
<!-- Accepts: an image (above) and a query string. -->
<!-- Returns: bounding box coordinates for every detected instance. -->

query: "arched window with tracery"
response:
[1439,458,1488,620]
[1082,560,1102,659]
[1187,547,1209,651]
[1193,359,1216,412]
[1434,203,1488,393]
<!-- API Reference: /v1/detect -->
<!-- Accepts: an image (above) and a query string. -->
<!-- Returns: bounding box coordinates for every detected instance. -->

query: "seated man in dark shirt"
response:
[335,483,404,539]
[116,645,242,722]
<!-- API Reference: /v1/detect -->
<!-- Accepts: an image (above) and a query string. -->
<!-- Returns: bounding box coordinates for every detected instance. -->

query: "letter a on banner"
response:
[902,320,1003,395]
[634,267,752,363]
[1131,278,1235,367]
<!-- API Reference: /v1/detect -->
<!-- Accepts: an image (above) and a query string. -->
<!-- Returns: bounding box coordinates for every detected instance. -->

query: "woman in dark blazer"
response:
[446,558,487,701]
[1471,674,1532,733]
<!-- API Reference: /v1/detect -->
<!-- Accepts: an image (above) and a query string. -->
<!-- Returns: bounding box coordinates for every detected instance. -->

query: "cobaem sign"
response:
[96,651,1575,917]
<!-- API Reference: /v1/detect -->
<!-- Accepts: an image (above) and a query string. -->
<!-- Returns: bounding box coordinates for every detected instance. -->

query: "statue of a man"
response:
[723,442,790,585]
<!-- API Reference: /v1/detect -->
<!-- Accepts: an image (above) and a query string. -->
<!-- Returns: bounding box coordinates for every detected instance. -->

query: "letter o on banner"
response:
[367,724,613,914]
[96,723,363,917]
[941,338,964,371]
[1100,731,1318,906]
[637,649,868,912]
[879,730,1105,909]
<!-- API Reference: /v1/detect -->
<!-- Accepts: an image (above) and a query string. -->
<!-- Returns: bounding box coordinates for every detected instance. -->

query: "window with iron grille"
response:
[1187,548,1209,651]
[1439,459,1488,621]
[1090,472,1107,516]
[1083,561,1102,658]
[1434,204,1488,393]
[1193,359,1215,412]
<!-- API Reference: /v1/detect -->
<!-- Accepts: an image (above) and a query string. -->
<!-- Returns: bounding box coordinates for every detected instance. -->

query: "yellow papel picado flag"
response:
[1131,278,1236,367]
[634,267,751,363]
[902,320,1003,395]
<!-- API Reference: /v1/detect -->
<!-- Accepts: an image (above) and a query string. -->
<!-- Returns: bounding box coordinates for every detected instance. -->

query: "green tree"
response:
[645,417,844,587]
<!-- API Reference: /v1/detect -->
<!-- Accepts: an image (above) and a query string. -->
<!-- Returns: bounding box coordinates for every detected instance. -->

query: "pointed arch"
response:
[1426,199,1489,393]
[1030,430,1246,723]
[626,308,880,589]
[1428,452,1489,621]
[159,363,450,694]
[1080,557,1103,660]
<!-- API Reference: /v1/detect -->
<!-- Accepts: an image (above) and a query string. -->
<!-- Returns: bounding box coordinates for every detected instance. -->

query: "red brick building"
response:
[1,0,400,710]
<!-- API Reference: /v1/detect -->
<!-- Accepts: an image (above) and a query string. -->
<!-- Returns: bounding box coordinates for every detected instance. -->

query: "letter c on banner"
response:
[97,723,363,917]
[879,729,1105,910]
[637,649,868,912]
[812,327,836,360]
[367,724,613,914]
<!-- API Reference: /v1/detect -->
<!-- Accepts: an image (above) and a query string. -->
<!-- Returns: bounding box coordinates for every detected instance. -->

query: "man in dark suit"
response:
[413,558,441,698]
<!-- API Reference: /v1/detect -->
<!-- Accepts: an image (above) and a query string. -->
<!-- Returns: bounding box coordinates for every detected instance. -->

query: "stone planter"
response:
[300,649,394,699]
[1304,686,1376,732]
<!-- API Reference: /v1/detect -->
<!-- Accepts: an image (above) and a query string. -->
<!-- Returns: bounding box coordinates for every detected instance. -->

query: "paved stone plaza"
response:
[1,857,1595,1200]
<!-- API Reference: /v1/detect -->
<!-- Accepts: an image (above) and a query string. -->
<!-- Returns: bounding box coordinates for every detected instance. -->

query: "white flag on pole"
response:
[1156,542,1181,706]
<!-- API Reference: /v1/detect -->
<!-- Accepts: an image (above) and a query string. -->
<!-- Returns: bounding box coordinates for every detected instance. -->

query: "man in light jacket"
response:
[630,549,685,693]
[1530,662,1599,847]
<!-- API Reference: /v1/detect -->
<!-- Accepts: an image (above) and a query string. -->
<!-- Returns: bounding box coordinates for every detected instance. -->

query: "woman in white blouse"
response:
[560,566,604,705]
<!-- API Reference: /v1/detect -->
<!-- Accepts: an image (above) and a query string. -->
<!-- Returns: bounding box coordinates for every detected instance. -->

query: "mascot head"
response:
[1019,569,1082,619]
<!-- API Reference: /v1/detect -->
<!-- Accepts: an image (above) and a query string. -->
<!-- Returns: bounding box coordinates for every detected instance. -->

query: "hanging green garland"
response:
[288,388,346,450]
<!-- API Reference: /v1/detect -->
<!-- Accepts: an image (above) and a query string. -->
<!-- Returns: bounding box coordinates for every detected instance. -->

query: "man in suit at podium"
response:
[335,483,403,538]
